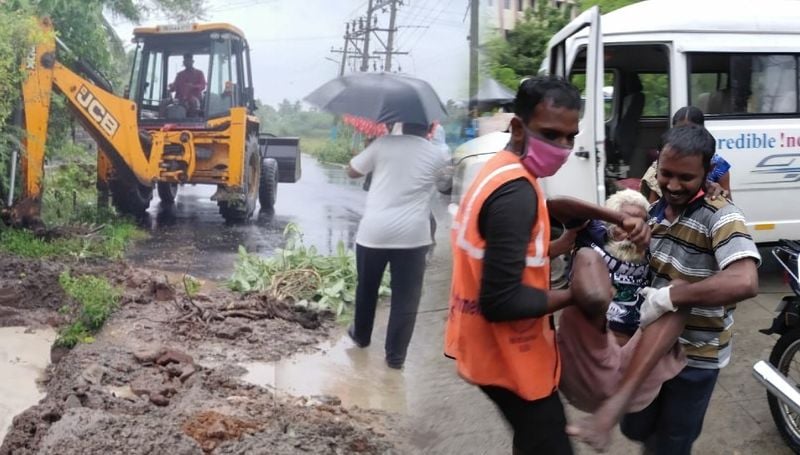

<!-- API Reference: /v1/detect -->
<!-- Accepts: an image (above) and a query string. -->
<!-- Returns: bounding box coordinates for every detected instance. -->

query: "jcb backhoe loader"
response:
[10,18,300,226]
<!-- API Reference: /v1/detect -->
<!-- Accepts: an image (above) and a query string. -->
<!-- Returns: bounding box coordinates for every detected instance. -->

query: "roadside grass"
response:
[55,270,121,348]
[0,221,145,260]
[301,134,356,166]
[229,223,389,319]
[1,156,147,260]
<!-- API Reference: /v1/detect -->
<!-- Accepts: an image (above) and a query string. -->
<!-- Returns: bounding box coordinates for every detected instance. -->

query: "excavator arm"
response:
[12,18,156,225]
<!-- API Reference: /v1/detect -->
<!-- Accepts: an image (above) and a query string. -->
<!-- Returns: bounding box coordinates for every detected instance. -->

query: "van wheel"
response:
[219,136,261,223]
[157,182,178,204]
[109,171,152,217]
[259,158,278,210]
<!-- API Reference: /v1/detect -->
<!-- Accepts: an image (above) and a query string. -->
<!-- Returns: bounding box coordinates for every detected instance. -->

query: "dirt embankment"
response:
[0,254,402,454]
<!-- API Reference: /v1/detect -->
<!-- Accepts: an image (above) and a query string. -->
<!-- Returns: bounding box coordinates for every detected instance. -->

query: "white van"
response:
[454,0,800,244]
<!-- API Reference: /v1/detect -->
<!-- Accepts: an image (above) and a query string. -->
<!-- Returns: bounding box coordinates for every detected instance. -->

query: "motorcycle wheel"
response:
[767,328,800,453]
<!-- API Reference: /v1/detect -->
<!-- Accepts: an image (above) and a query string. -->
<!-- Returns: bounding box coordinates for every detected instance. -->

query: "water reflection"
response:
[0,327,56,441]
[126,154,365,279]
[240,327,408,413]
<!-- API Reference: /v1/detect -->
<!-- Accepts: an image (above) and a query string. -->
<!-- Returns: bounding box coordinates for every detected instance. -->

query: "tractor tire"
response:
[259,158,278,211]
[157,182,178,204]
[218,135,261,223]
[109,177,152,217]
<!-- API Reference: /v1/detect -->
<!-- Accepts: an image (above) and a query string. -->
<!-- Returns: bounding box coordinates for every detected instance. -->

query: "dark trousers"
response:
[621,366,720,455]
[480,386,573,455]
[352,243,428,366]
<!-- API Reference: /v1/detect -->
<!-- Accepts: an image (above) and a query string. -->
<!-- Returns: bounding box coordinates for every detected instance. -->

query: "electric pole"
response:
[338,24,350,76]
[331,0,409,75]
[469,0,479,106]
[360,0,375,72]
[384,0,398,72]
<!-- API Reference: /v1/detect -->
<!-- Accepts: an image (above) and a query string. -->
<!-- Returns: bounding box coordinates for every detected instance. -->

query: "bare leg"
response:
[566,305,688,451]
[570,248,614,330]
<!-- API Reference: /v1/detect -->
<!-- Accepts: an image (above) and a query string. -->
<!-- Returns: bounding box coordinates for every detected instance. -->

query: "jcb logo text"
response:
[76,86,119,137]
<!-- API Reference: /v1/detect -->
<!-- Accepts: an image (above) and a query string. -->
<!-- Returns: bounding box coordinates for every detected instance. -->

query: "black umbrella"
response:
[304,72,448,125]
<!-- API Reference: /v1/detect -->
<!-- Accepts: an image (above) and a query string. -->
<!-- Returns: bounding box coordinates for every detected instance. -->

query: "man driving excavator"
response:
[168,53,206,117]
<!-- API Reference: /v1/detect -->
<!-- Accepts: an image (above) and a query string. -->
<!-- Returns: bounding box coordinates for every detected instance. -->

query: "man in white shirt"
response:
[346,122,449,369]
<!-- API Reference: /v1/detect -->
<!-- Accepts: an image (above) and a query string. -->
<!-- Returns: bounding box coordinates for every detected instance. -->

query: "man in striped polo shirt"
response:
[620,125,760,454]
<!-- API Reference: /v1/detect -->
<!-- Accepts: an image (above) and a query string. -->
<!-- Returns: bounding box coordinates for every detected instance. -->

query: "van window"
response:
[638,73,669,117]
[689,53,799,115]
[570,72,616,121]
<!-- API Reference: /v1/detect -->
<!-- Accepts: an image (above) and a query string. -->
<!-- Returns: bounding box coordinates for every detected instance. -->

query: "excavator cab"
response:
[11,19,300,227]
[128,24,256,124]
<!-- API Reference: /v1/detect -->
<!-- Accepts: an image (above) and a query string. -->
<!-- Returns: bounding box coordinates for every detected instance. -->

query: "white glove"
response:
[638,286,677,328]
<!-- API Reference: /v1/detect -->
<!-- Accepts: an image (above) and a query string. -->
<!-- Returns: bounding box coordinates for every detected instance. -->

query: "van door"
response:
[544,6,604,204]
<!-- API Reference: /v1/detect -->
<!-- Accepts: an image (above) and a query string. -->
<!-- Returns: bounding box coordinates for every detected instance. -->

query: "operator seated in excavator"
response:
[163,53,206,118]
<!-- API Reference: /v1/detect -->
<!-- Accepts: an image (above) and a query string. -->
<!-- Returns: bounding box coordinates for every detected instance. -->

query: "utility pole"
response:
[331,0,408,75]
[469,0,479,107]
[338,24,350,76]
[384,0,398,72]
[360,0,375,72]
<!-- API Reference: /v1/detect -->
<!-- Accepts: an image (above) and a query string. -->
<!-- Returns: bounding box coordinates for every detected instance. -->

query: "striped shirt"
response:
[649,194,761,369]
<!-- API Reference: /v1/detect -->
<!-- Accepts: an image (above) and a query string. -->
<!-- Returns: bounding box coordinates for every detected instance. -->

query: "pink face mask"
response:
[519,124,572,177]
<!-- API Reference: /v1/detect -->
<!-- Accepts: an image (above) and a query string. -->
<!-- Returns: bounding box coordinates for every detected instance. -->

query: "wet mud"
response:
[0,253,402,454]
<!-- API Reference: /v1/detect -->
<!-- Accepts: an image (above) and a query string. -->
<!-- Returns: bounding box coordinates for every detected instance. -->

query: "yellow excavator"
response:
[10,17,300,226]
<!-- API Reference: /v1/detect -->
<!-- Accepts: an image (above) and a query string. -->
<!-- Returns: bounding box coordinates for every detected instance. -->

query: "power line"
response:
[330,0,409,75]
[405,0,457,53]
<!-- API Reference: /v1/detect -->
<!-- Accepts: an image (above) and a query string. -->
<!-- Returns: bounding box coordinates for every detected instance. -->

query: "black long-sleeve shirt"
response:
[477,178,549,322]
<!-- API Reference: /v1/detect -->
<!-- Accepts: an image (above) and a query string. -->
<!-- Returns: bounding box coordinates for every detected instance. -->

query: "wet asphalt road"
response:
[126,154,366,280]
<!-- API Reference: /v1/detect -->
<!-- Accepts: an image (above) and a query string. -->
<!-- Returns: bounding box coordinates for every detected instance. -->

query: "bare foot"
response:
[566,413,614,452]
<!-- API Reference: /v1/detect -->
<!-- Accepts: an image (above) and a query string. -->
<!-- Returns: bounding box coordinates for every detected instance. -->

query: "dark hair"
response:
[671,106,705,127]
[402,122,429,137]
[661,124,716,171]
[513,76,581,122]
[183,53,194,60]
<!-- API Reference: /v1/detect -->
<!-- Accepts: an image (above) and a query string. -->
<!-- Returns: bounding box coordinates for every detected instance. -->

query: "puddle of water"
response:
[240,327,408,413]
[0,327,56,441]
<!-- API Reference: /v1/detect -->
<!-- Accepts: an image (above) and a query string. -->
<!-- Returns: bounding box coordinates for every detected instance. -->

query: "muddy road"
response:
[128,154,366,280]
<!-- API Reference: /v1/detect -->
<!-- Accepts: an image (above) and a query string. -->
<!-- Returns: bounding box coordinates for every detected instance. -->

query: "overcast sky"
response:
[110,0,471,107]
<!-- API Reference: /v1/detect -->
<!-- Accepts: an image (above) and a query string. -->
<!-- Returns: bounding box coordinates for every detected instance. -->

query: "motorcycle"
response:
[753,239,800,452]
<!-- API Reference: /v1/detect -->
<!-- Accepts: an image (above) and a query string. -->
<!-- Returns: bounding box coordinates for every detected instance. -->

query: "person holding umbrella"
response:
[306,72,451,369]
[345,122,449,369]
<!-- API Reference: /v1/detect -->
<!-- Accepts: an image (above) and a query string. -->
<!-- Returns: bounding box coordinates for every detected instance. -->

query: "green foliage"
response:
[303,129,359,166]
[183,274,201,297]
[55,270,120,348]
[578,0,641,13]
[640,73,669,117]
[256,99,336,138]
[0,221,144,259]
[229,223,390,318]
[483,3,571,89]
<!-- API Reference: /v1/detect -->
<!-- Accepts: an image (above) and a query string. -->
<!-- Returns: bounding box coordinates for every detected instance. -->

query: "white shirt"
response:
[350,134,449,249]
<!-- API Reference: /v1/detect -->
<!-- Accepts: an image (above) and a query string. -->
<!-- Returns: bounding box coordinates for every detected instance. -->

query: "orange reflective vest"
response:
[444,150,559,401]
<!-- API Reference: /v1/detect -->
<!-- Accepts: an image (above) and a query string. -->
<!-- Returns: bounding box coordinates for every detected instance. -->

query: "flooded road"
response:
[127,154,366,280]
[0,327,55,441]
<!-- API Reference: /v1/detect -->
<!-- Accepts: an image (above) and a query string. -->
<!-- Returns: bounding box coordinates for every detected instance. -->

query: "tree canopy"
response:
[483,0,643,89]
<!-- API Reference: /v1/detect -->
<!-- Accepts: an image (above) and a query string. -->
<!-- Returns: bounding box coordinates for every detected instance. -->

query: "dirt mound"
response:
[183,411,260,452]
[0,253,400,454]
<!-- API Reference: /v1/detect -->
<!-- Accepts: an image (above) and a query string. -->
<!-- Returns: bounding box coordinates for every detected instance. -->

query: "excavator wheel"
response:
[258,158,278,211]
[157,182,179,204]
[218,136,261,223]
[110,177,153,217]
